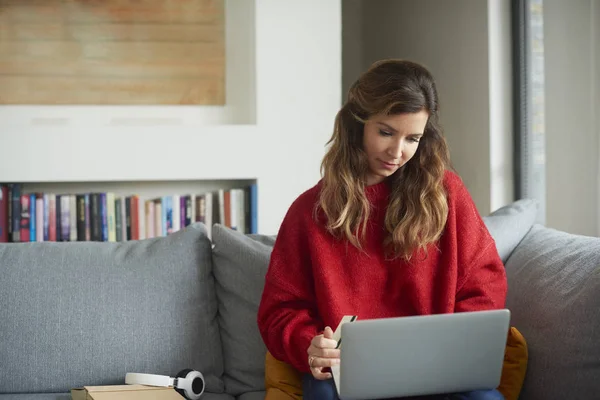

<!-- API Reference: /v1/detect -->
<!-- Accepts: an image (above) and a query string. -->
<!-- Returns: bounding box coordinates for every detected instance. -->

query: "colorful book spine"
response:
[76,194,85,241]
[131,195,139,240]
[69,195,77,241]
[35,194,43,242]
[125,196,131,240]
[60,195,70,241]
[84,194,91,241]
[20,195,30,242]
[154,199,162,237]
[115,197,122,242]
[146,200,155,239]
[29,193,36,242]
[0,185,8,243]
[43,194,50,241]
[172,195,180,232]
[100,193,108,242]
[107,193,116,242]
[48,194,56,242]
[161,196,168,236]
[11,184,21,242]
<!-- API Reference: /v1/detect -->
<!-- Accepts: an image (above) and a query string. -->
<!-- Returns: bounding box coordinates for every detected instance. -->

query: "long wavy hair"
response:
[318,59,451,260]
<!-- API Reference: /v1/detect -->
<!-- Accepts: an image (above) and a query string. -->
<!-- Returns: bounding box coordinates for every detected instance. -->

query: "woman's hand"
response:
[307,326,341,380]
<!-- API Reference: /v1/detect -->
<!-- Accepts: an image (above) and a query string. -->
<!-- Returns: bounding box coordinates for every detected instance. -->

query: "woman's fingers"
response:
[308,326,341,380]
[311,335,338,350]
[310,355,341,368]
[308,345,340,359]
[311,367,333,380]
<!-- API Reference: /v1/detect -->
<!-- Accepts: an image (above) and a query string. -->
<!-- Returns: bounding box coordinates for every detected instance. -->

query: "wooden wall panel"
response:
[0,0,225,105]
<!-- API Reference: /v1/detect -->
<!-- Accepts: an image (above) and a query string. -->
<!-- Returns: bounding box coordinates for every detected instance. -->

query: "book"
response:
[0,185,8,242]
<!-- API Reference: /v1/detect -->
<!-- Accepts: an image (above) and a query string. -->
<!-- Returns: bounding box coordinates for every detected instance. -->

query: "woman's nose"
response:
[387,139,403,159]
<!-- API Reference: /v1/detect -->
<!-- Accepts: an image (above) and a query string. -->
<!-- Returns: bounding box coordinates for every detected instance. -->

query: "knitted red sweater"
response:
[257,171,507,374]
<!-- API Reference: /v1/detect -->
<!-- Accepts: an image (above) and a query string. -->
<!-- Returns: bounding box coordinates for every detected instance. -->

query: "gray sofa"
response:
[1,199,599,400]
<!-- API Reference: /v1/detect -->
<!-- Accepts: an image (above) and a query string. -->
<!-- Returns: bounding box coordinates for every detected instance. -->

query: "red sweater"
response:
[257,171,507,374]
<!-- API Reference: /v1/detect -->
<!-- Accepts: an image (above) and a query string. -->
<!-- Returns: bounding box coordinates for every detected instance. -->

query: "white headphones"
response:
[125,369,205,400]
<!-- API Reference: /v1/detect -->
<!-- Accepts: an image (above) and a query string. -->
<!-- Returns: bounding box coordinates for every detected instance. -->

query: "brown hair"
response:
[318,59,451,260]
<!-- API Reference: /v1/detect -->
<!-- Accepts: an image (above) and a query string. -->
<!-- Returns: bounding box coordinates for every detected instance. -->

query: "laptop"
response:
[331,309,510,400]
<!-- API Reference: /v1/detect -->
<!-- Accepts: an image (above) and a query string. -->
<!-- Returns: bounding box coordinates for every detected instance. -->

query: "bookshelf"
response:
[0,179,258,243]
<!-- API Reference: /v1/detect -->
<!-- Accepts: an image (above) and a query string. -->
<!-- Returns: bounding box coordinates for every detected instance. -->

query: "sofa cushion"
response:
[211,224,276,396]
[505,224,600,399]
[0,223,224,394]
[482,199,539,263]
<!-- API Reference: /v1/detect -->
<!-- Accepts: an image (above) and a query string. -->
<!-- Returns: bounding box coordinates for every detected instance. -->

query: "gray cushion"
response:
[211,224,276,396]
[0,223,224,394]
[237,391,266,400]
[483,199,539,263]
[482,199,539,263]
[505,224,600,399]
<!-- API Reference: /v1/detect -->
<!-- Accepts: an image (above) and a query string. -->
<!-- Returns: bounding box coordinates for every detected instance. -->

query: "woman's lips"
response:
[379,159,398,170]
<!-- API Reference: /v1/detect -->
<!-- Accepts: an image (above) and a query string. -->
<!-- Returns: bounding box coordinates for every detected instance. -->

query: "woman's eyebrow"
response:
[378,122,398,133]
[378,122,423,137]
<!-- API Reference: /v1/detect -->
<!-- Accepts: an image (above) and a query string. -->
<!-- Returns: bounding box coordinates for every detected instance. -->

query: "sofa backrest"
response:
[505,224,600,399]
[0,224,225,395]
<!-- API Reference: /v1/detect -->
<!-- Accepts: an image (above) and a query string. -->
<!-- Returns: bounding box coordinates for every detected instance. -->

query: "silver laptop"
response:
[332,309,510,400]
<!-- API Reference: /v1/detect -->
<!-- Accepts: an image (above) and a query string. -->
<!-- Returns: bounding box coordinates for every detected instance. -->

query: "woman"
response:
[257,59,506,400]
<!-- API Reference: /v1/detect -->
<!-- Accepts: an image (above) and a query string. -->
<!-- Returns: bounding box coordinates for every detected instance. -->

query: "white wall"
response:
[544,0,599,237]
[0,0,342,235]
[342,0,514,216]
[253,0,342,233]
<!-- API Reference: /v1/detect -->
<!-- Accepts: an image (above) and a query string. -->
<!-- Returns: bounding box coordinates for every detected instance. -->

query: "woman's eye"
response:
[379,129,392,137]
[410,137,421,143]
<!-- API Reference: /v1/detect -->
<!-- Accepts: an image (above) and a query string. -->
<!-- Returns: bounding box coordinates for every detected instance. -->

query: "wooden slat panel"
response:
[0,0,223,24]
[0,60,223,79]
[0,0,225,105]
[0,23,221,42]
[0,76,224,105]
[0,42,224,64]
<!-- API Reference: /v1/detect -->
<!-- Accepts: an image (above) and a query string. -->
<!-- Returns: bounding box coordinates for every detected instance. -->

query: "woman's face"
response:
[362,110,429,186]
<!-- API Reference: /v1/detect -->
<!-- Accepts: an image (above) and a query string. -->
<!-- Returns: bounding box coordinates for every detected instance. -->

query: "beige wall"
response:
[342,0,366,101]
[544,0,599,236]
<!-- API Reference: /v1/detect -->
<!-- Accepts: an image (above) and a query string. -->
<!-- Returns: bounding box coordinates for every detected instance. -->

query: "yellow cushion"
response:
[497,326,529,400]
[265,351,302,400]
[264,326,528,399]
[265,388,301,400]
